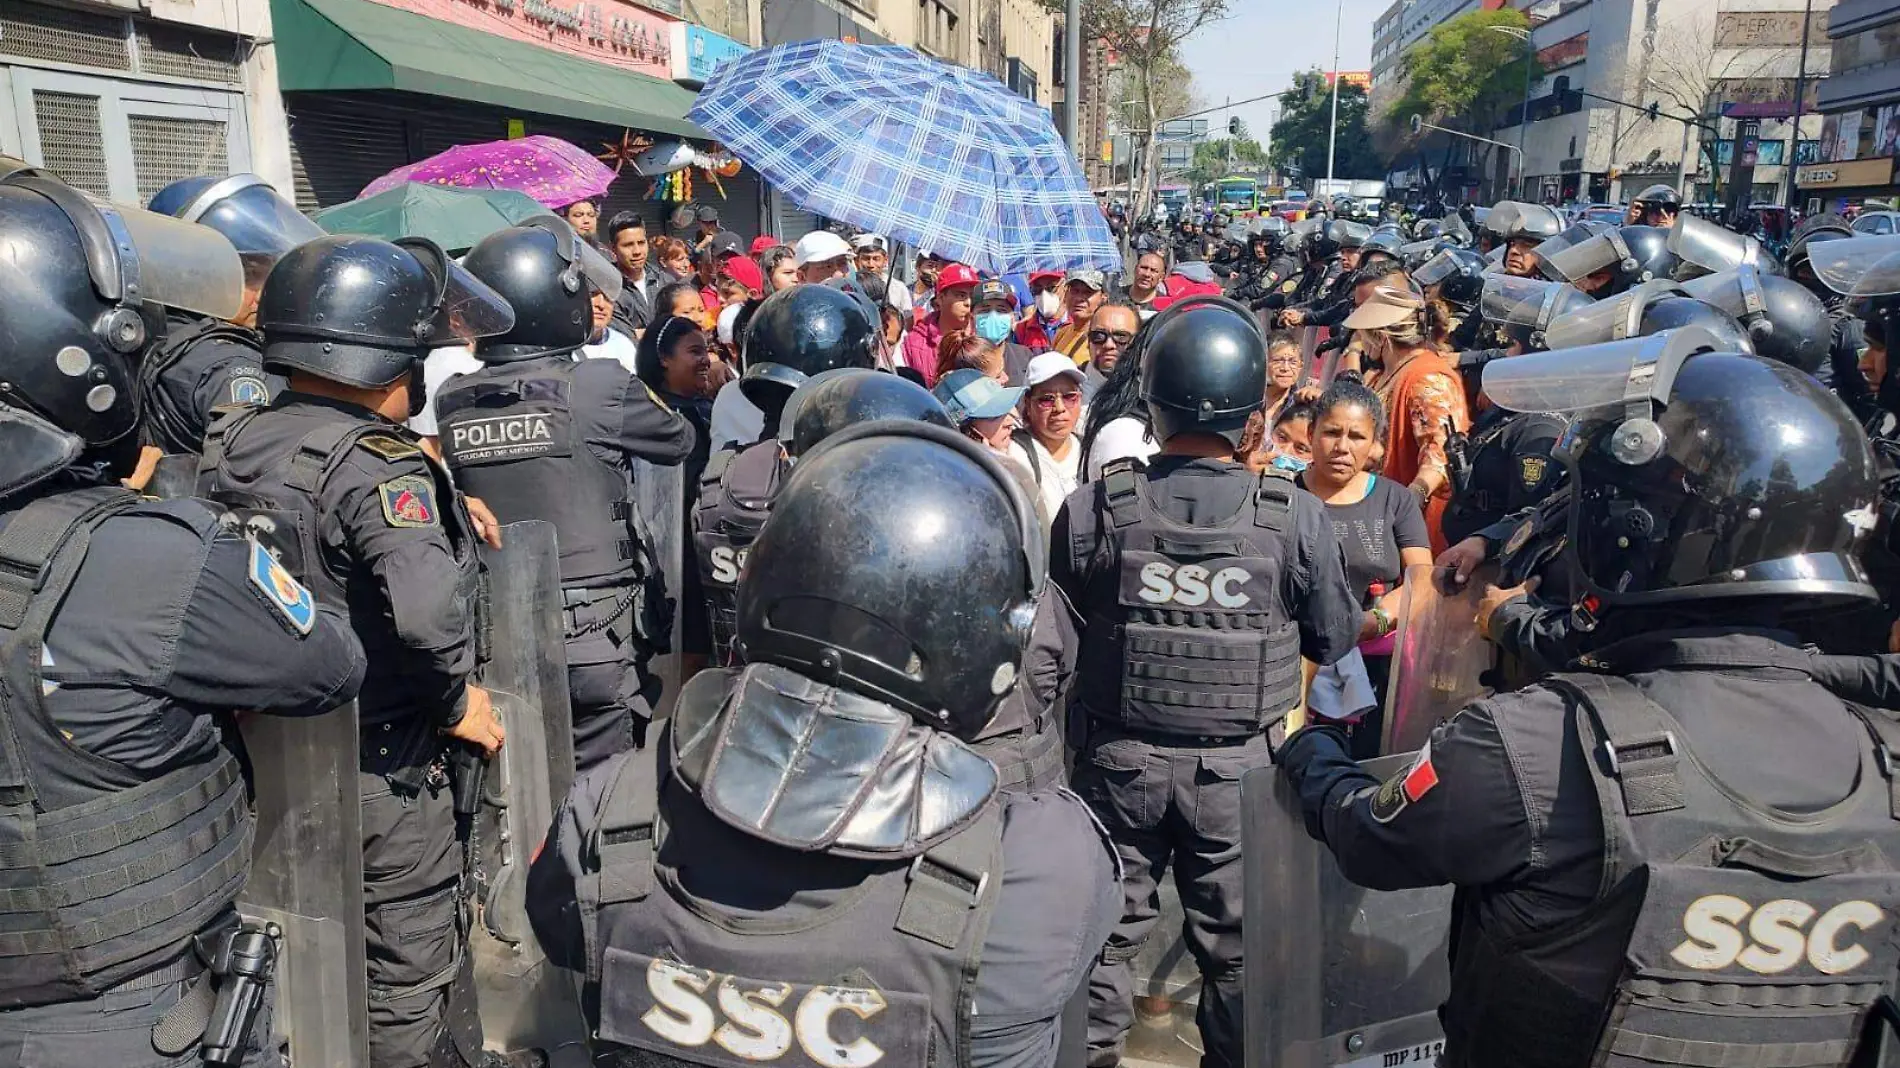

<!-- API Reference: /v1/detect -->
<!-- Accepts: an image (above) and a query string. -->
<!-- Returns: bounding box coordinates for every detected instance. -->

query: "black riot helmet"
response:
[738,283,880,427]
[1327,219,1372,251]
[258,234,514,387]
[0,173,244,458]
[1413,218,1444,241]
[1629,183,1682,226]
[737,420,1044,737]
[1680,266,1830,373]
[1485,328,1878,614]
[1541,280,1753,354]
[1539,224,1677,295]
[1360,228,1405,267]
[1481,274,1596,350]
[148,174,326,295]
[461,215,620,364]
[783,368,952,457]
[1139,296,1267,446]
[1666,212,1782,279]
[1785,213,1856,299]
[1416,247,1489,308]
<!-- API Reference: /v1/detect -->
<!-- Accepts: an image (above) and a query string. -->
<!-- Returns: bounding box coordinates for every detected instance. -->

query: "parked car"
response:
[1852,210,1900,235]
[1569,203,1626,225]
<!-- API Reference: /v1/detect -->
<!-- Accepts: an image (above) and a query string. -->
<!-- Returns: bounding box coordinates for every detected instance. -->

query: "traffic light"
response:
[1228,116,1241,137]
[1645,100,1660,122]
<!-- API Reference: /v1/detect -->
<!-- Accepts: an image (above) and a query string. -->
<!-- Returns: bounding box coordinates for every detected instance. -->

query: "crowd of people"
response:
[4,145,1900,1068]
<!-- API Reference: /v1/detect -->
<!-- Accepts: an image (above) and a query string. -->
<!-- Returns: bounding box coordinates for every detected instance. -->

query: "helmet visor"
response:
[1511,203,1565,240]
[1544,286,1655,350]
[1540,230,1628,282]
[1534,220,1612,264]
[1414,249,1464,288]
[186,175,326,263]
[1481,333,1688,414]
[1807,233,1900,298]
[393,237,515,345]
[1482,274,1588,328]
[1679,266,1767,321]
[107,200,245,320]
[1667,212,1766,273]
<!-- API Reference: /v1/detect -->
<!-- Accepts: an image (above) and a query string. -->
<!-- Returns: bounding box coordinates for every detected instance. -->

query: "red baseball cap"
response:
[720,254,765,297]
[936,262,982,292]
[748,235,781,257]
[1028,269,1064,287]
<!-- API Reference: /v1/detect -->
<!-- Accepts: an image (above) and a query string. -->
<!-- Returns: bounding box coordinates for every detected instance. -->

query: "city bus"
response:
[1213,176,1260,213]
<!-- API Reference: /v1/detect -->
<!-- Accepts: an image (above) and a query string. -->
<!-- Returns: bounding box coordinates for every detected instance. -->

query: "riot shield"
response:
[236,701,370,1068]
[1382,564,1496,754]
[630,457,687,716]
[1124,880,1207,1068]
[1242,759,1453,1068]
[468,520,587,1060]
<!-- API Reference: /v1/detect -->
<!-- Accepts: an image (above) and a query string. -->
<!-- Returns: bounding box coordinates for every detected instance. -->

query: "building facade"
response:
[1797,0,1900,208]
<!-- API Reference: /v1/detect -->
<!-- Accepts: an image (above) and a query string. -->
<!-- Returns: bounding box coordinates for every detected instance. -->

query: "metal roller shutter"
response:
[286,94,412,212]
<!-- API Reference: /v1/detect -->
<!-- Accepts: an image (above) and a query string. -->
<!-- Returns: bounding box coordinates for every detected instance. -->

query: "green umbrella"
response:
[314,182,547,252]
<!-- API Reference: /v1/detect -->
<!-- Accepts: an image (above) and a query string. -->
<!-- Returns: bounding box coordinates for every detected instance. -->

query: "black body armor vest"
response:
[0,488,251,1008]
[1072,461,1304,738]
[691,440,788,667]
[1443,670,1900,1068]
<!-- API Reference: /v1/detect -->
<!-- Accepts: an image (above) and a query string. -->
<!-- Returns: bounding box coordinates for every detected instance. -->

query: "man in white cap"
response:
[793,230,853,284]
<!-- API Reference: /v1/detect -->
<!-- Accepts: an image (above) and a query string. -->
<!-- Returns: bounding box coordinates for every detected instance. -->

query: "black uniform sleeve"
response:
[1288,490,1360,666]
[170,533,366,715]
[1278,700,1539,891]
[1049,494,1089,610]
[581,361,695,467]
[190,339,275,428]
[527,755,618,973]
[1489,595,1577,676]
[1025,582,1080,712]
[332,454,477,721]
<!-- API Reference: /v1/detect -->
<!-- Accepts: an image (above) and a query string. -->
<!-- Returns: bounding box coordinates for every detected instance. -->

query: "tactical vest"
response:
[1443,670,1900,1068]
[138,316,268,454]
[1073,461,1304,738]
[691,440,786,667]
[436,357,642,591]
[0,487,252,1008]
[580,745,1006,1068]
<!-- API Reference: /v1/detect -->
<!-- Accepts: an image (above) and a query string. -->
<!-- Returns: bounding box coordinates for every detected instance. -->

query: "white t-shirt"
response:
[1018,433,1082,525]
[1085,415,1159,481]
[581,327,639,374]
[407,345,482,437]
[709,378,766,450]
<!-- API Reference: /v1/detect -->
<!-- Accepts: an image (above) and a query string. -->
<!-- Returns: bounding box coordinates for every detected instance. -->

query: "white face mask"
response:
[1035,290,1063,319]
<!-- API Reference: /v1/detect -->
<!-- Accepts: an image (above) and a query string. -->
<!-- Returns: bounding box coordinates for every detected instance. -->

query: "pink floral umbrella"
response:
[360,135,616,209]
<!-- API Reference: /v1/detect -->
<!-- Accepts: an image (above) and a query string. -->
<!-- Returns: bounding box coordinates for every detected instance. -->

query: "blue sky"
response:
[1176,0,1386,155]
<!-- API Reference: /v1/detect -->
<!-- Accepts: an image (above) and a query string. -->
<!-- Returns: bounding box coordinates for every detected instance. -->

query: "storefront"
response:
[273,0,764,239]
[0,0,280,203]
[1795,157,1900,214]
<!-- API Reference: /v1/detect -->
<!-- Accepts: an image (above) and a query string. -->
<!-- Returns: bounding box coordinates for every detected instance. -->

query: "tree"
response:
[1185,134,1267,188]
[1377,9,1540,192]
[1642,12,1794,198]
[1043,0,1232,224]
[1268,69,1382,183]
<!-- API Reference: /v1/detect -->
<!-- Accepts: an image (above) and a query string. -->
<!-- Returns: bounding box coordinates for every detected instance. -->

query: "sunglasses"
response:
[1033,390,1084,410]
[1089,329,1135,345]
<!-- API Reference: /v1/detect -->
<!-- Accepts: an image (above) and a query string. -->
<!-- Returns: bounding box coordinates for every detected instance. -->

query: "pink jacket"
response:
[903,312,947,385]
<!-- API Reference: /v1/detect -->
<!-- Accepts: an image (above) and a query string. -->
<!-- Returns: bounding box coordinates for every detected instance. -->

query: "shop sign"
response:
[369,0,676,75]
[1797,158,1897,188]
[671,23,751,85]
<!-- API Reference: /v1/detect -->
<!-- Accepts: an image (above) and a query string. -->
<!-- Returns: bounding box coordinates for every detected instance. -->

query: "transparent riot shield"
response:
[630,457,688,717]
[236,701,370,1068]
[468,520,587,1059]
[1124,881,1207,1067]
[1382,565,1496,754]
[1242,760,1454,1068]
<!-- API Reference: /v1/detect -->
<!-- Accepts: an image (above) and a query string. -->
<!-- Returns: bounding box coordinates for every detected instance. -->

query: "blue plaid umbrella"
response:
[690,40,1119,277]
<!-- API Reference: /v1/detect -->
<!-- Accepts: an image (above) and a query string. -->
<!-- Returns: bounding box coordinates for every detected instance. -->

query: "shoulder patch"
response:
[1369,741,1440,824]
[246,538,315,637]
[357,434,423,462]
[1518,455,1548,488]
[227,374,272,406]
[378,475,440,528]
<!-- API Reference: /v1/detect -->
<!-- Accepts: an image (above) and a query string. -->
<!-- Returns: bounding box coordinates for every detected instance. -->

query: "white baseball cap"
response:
[1024,351,1086,389]
[716,302,744,346]
[793,230,853,267]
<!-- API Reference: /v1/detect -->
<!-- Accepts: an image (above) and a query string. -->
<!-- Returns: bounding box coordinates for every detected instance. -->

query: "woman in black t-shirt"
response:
[1299,380,1433,751]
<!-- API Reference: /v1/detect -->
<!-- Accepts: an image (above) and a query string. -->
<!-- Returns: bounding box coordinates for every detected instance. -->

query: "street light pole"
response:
[1784,0,1813,207]
[1063,0,1081,153]
[1325,0,1345,187]
[1487,25,1534,199]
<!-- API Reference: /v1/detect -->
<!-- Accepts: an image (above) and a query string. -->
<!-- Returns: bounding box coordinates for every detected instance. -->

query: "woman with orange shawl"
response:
[1341,282,1468,553]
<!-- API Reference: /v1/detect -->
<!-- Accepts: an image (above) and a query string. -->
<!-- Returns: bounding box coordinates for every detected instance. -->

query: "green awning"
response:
[271,0,705,138]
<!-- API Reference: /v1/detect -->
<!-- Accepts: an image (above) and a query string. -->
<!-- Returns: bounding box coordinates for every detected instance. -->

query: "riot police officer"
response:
[1539,224,1679,296]
[1054,296,1360,1068]
[1786,215,1871,412]
[526,420,1120,1068]
[0,170,364,1066]
[1482,201,1564,276]
[1626,182,1681,227]
[141,175,324,491]
[1279,328,1900,1068]
[436,217,693,772]
[196,233,512,1068]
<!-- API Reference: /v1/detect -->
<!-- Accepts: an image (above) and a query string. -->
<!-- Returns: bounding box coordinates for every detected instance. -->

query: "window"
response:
[9,68,249,203]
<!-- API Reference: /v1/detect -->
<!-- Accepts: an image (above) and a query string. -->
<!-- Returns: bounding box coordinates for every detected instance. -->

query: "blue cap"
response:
[932,368,1024,423]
